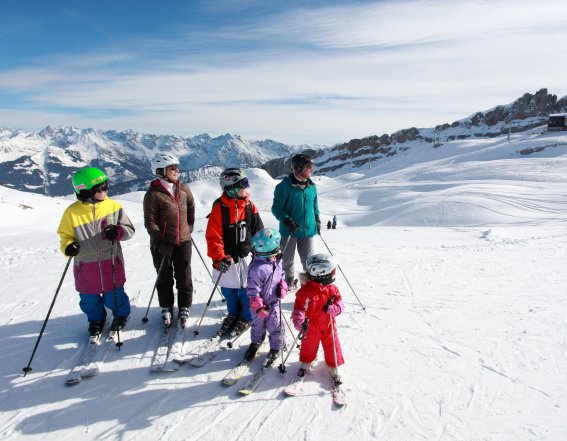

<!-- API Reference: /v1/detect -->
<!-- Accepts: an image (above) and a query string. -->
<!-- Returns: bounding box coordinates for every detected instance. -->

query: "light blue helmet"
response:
[252,228,281,257]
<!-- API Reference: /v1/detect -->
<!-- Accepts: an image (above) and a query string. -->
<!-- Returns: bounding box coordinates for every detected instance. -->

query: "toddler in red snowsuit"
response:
[291,277,345,370]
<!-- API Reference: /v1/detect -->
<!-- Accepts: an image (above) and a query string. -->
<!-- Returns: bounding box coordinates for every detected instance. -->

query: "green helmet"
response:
[72,167,108,199]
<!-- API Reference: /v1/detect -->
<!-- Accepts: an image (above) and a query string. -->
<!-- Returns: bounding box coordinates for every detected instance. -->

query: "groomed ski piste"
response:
[1,129,567,440]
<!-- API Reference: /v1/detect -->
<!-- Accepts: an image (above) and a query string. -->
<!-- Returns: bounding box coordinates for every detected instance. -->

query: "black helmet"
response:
[291,154,313,173]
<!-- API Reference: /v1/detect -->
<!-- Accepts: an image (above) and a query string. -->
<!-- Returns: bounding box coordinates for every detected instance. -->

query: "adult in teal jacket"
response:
[271,154,321,287]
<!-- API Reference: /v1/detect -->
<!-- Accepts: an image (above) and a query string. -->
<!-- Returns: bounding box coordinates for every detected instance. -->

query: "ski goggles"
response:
[93,181,109,193]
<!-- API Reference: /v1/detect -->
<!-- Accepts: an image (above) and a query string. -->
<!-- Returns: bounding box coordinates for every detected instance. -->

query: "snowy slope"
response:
[1,132,567,441]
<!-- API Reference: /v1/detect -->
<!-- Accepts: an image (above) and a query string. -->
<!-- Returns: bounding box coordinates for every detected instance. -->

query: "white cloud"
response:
[1,0,566,144]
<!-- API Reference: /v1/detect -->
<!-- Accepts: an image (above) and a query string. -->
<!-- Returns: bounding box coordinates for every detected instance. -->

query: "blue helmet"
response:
[252,228,281,257]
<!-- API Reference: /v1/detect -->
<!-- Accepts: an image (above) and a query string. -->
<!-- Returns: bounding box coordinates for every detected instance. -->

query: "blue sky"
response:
[1,0,566,145]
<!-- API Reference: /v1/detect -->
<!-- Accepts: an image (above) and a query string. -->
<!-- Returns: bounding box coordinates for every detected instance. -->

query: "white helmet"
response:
[306,253,337,285]
[151,152,179,177]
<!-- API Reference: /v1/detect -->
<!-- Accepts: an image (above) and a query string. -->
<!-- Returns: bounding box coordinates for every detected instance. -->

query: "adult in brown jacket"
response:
[143,152,195,327]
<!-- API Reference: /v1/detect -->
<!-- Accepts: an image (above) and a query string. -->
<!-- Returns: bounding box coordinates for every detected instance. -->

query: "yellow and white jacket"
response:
[57,197,135,294]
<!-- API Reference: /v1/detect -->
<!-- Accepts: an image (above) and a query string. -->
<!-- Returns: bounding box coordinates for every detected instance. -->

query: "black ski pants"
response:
[150,240,193,309]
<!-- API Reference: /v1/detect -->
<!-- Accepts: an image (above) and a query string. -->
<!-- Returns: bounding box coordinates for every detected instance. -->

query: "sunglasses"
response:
[94,182,109,193]
[166,165,179,171]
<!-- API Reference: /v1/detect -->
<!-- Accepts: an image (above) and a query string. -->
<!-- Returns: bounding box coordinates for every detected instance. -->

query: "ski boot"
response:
[266,349,279,365]
[218,314,236,336]
[161,307,173,328]
[111,316,128,332]
[231,319,250,337]
[297,362,311,377]
[330,367,342,386]
[88,320,105,338]
[178,307,190,328]
[244,342,260,361]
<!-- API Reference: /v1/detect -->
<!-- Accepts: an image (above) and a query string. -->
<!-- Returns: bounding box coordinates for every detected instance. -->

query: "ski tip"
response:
[238,389,253,395]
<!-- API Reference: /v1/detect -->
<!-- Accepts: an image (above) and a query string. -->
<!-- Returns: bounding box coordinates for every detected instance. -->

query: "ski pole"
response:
[22,256,72,376]
[282,313,297,345]
[142,255,168,323]
[329,313,341,383]
[278,317,309,374]
[319,234,366,311]
[192,237,225,302]
[193,272,223,335]
[225,315,259,348]
[278,298,285,371]
[110,241,123,349]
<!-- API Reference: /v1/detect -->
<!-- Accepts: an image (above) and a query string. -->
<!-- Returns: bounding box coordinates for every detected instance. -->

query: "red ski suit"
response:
[291,280,345,368]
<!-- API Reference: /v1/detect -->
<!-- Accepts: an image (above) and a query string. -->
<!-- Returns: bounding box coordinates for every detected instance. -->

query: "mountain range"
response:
[1,88,565,196]
[262,88,567,177]
[0,129,301,196]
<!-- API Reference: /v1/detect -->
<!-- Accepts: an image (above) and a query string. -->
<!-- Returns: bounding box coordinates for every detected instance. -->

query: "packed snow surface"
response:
[1,132,566,440]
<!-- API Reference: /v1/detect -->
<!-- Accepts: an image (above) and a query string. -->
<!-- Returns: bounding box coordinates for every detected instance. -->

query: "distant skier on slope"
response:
[57,167,135,337]
[291,253,345,384]
[143,153,195,328]
[244,228,288,362]
[206,168,264,336]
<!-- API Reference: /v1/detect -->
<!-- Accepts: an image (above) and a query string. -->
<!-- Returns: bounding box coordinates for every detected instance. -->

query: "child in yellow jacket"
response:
[57,167,135,336]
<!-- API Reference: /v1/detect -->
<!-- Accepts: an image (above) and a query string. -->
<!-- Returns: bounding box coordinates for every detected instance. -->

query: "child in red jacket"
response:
[291,253,344,384]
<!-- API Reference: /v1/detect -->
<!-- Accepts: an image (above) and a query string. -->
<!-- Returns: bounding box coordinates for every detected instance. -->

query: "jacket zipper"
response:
[92,204,105,293]
[234,199,244,288]
[302,190,307,234]
[162,188,181,245]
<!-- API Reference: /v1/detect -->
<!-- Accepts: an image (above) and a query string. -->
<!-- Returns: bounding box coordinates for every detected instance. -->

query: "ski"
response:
[283,370,308,396]
[186,335,225,367]
[186,315,249,368]
[238,352,279,395]
[161,320,188,371]
[331,374,348,406]
[81,330,119,377]
[222,340,268,386]
[64,290,140,385]
[150,322,177,372]
[283,360,317,397]
[65,331,107,385]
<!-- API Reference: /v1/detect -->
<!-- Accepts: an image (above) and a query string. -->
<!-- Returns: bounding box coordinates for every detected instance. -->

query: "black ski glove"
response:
[214,257,231,273]
[284,217,300,235]
[157,240,174,256]
[315,216,321,235]
[103,224,119,241]
[65,242,80,257]
[237,244,252,259]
